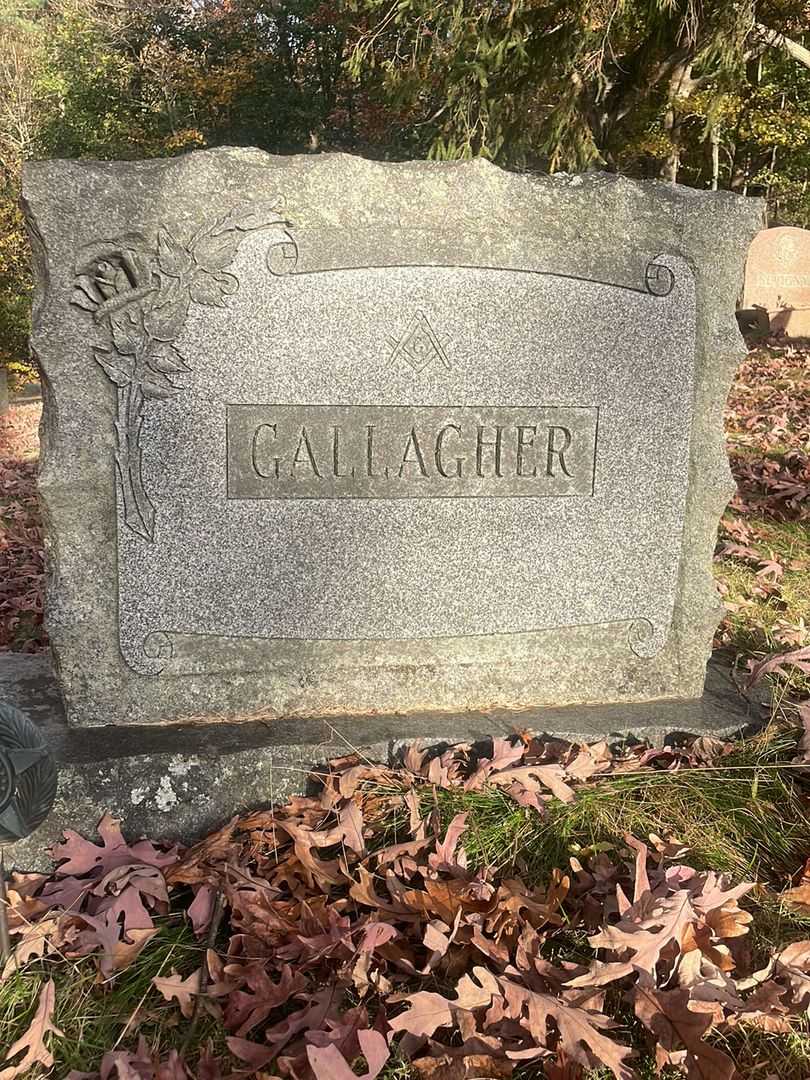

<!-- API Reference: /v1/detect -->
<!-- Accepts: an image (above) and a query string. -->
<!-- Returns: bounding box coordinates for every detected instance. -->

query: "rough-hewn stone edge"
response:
[672,190,765,696]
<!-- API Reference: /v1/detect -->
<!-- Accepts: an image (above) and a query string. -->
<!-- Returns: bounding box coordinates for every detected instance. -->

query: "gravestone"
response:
[22,151,761,731]
[743,226,810,338]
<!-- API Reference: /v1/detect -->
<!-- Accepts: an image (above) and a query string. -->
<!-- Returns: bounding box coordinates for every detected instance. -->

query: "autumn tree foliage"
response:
[1,0,809,377]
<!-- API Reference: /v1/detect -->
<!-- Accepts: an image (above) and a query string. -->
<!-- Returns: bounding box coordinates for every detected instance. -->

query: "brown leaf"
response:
[623,835,650,903]
[188,884,217,935]
[152,967,202,1019]
[1,917,59,980]
[633,985,736,1080]
[389,991,454,1037]
[51,813,178,877]
[772,939,810,1009]
[411,1055,513,1080]
[581,889,697,982]
[495,977,634,1078]
[731,980,792,1033]
[745,645,810,688]
[226,1036,276,1069]
[779,882,810,914]
[307,1029,388,1080]
[454,966,500,1010]
[429,812,469,874]
[489,765,576,804]
[359,921,398,952]
[225,962,308,1036]
[0,979,63,1080]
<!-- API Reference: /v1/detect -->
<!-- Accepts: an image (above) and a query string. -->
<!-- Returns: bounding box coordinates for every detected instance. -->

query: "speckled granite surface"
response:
[22,151,763,726]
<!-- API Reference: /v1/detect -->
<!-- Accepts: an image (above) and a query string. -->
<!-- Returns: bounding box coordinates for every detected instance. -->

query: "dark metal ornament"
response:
[0,703,58,843]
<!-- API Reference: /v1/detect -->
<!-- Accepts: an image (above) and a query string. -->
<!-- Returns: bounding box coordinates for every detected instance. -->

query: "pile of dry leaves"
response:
[4,732,810,1080]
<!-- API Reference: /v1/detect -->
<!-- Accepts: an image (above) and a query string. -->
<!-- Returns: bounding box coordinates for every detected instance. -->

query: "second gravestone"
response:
[743,225,810,338]
[23,151,761,727]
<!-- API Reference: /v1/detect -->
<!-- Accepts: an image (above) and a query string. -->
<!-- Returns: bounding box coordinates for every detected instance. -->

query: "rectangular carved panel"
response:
[226,404,598,499]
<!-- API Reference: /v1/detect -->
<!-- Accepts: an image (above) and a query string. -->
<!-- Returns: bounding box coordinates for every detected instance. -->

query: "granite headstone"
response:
[22,151,761,727]
[743,226,810,338]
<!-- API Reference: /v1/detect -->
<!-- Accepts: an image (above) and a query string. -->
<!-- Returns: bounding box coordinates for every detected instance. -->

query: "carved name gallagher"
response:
[226,404,598,498]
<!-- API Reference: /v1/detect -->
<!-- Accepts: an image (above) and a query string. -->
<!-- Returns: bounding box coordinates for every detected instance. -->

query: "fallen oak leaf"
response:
[1,917,60,980]
[152,967,203,1019]
[411,1054,513,1080]
[428,812,469,873]
[454,966,500,1010]
[307,1029,388,1080]
[358,921,399,952]
[488,764,576,804]
[769,939,810,1010]
[494,977,634,1079]
[74,906,157,977]
[225,1036,276,1070]
[92,862,168,905]
[187,884,217,935]
[224,962,309,1036]
[745,645,810,689]
[623,835,650,904]
[571,888,697,984]
[0,979,63,1080]
[51,812,179,876]
[728,980,792,1033]
[632,985,737,1080]
[779,882,810,915]
[388,991,454,1038]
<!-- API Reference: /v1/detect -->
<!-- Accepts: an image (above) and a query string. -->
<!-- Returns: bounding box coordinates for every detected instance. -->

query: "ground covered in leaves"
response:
[5,725,810,1079]
[715,342,810,694]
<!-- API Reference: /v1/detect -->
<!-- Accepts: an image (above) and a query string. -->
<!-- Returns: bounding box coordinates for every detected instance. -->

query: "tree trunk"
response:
[710,123,721,190]
[660,60,696,183]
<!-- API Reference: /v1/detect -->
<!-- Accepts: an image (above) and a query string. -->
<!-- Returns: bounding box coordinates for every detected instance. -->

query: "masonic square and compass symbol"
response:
[388,311,452,374]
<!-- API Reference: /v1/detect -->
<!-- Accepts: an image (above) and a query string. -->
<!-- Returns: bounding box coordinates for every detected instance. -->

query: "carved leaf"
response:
[157,226,193,277]
[192,231,242,272]
[224,199,286,232]
[189,269,239,307]
[144,280,191,343]
[141,369,180,401]
[112,266,131,293]
[147,345,190,376]
[110,311,146,357]
[94,349,134,388]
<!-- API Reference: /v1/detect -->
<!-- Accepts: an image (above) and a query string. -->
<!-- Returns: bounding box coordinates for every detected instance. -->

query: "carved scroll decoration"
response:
[71,203,298,542]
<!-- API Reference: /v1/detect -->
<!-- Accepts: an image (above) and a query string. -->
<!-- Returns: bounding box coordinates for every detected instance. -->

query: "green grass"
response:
[712,1024,810,1079]
[418,725,810,884]
[714,505,810,673]
[0,919,222,1076]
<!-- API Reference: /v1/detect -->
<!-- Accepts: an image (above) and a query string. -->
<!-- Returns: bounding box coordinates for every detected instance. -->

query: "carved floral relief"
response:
[71,202,297,541]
